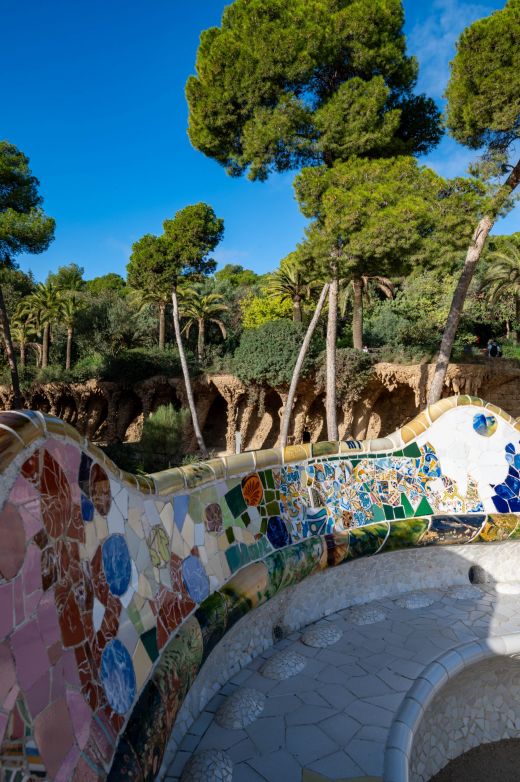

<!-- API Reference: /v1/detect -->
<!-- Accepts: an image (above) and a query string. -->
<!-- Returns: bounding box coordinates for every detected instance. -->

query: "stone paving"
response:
[165,584,520,782]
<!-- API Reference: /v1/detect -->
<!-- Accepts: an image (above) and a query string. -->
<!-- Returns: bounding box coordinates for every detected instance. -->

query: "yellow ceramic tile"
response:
[428,396,457,422]
[283,444,311,464]
[160,503,173,539]
[400,425,417,444]
[224,451,256,477]
[0,411,43,446]
[119,470,139,489]
[485,401,513,422]
[63,421,83,444]
[0,425,26,471]
[42,414,66,438]
[205,458,226,481]
[132,640,153,691]
[180,462,216,489]
[217,533,229,551]
[150,468,186,495]
[86,443,109,467]
[134,475,155,494]
[13,410,45,432]
[223,562,269,609]
[253,448,282,471]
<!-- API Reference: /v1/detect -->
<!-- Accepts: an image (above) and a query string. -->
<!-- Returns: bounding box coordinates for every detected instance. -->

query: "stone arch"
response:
[83,393,109,440]
[246,389,283,450]
[53,393,79,426]
[305,395,327,442]
[115,391,143,442]
[366,384,419,439]
[202,392,229,452]
[29,390,52,414]
[149,384,181,414]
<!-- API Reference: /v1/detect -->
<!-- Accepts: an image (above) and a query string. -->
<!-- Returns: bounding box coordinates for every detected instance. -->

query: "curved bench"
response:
[385,633,520,781]
[1,395,520,780]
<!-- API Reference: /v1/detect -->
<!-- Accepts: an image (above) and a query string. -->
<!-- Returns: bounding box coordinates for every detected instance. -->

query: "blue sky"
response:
[2,0,515,282]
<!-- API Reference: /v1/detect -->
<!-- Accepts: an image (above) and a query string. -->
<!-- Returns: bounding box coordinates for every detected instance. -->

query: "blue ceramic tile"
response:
[102,535,131,596]
[473,413,497,437]
[266,516,291,548]
[182,555,210,603]
[173,495,189,530]
[100,639,136,714]
[81,494,94,522]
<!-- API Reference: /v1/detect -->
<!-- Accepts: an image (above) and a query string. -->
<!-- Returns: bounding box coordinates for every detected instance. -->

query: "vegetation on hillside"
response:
[1,0,519,457]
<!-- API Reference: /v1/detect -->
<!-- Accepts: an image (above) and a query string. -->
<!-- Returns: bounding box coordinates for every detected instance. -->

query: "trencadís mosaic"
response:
[1,395,520,781]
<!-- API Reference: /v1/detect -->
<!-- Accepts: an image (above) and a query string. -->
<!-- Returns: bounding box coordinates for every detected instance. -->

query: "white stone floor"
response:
[164,583,520,782]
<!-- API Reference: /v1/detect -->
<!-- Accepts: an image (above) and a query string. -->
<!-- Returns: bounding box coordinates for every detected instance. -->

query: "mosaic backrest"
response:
[1,395,520,781]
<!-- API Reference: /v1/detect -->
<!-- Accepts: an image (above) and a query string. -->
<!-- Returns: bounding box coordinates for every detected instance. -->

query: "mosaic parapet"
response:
[1,396,520,781]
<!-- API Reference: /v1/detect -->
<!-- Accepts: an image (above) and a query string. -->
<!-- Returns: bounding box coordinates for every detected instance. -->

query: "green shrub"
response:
[70,353,105,382]
[316,348,374,403]
[103,404,192,473]
[99,347,197,384]
[233,320,323,386]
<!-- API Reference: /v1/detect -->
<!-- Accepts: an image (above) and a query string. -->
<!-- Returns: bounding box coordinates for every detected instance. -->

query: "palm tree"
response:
[17,282,62,367]
[268,256,318,322]
[10,312,39,368]
[340,275,395,350]
[480,243,520,344]
[60,295,81,370]
[179,286,228,361]
[129,288,170,350]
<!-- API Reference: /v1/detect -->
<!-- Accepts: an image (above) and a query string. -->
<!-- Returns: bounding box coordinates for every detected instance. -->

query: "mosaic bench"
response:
[1,395,520,781]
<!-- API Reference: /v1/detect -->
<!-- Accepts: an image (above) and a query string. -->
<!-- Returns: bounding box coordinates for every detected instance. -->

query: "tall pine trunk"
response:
[0,284,22,408]
[280,282,329,447]
[171,286,208,457]
[326,268,339,440]
[42,323,50,368]
[352,278,363,350]
[515,293,520,345]
[428,157,520,404]
[293,296,302,323]
[197,318,205,362]
[159,301,166,350]
[66,326,73,370]
[20,341,26,368]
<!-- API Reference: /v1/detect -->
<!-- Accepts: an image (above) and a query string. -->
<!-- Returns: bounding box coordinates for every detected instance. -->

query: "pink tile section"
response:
[34,697,75,778]
[11,619,49,691]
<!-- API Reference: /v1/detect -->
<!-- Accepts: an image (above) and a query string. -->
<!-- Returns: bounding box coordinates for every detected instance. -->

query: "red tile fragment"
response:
[90,463,111,516]
[40,450,72,538]
[0,504,26,579]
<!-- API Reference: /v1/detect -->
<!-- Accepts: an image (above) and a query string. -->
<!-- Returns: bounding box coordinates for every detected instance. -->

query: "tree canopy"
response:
[294,156,485,280]
[186,0,442,180]
[0,141,55,264]
[445,0,520,154]
[162,203,224,283]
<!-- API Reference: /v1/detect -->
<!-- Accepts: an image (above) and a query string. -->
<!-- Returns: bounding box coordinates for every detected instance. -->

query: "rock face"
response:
[2,360,519,452]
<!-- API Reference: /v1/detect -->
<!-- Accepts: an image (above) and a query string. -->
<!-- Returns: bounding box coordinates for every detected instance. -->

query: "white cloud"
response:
[408,0,497,99]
